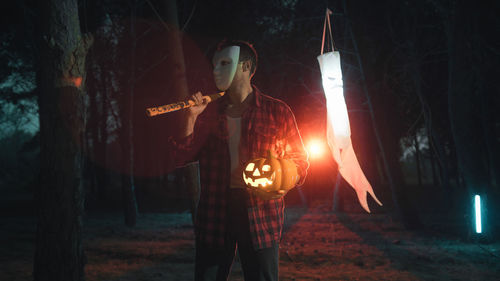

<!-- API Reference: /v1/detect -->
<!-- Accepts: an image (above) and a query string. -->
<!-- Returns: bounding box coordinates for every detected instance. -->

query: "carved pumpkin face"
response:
[242,150,299,192]
[243,159,276,189]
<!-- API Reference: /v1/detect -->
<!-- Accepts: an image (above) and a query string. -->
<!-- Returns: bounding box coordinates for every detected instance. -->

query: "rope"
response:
[320,8,335,55]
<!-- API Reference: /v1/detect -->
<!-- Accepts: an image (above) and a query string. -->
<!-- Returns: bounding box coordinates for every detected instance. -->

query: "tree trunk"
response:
[414,134,422,187]
[429,150,439,187]
[446,0,492,236]
[162,0,200,222]
[34,0,92,280]
[184,162,201,224]
[427,125,450,190]
[121,1,139,227]
[84,49,103,209]
[121,173,138,227]
[447,1,489,196]
[472,2,500,191]
[332,172,342,212]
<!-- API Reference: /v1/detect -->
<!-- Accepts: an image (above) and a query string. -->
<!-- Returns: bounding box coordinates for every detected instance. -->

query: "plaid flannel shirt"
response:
[172,86,309,250]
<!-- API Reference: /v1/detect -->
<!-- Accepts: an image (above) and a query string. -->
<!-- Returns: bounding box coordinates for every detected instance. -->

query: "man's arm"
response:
[181,92,208,138]
[252,104,309,201]
[282,105,309,186]
[170,92,209,167]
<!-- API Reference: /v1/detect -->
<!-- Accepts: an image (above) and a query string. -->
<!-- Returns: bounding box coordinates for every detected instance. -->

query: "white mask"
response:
[213,46,240,91]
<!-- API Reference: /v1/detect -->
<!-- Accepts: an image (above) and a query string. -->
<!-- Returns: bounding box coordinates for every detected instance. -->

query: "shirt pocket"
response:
[251,123,279,157]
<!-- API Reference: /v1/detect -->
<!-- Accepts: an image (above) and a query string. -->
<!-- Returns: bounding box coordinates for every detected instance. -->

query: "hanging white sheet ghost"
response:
[317,9,382,213]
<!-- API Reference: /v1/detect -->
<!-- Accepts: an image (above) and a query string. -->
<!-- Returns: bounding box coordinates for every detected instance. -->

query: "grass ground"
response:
[1,203,499,281]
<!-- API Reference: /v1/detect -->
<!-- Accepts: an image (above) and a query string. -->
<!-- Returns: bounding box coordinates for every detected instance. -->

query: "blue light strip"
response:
[475,195,482,234]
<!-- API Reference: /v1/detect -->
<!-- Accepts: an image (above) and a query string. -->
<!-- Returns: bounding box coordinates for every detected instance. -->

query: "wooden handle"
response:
[146,92,225,117]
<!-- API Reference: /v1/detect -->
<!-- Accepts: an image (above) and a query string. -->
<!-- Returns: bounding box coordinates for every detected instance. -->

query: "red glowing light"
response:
[307,140,324,159]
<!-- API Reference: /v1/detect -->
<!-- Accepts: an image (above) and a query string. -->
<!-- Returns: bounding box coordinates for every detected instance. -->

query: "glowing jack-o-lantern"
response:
[242,151,299,192]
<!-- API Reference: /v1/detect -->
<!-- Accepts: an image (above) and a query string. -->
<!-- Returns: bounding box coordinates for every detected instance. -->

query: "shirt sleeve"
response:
[282,105,309,186]
[168,133,195,167]
[169,109,213,168]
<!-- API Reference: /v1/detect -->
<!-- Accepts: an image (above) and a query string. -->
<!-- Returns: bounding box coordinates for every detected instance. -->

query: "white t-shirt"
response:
[227,116,246,189]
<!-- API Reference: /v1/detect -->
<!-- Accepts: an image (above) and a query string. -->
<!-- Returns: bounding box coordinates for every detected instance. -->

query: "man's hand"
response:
[251,188,287,201]
[187,91,209,118]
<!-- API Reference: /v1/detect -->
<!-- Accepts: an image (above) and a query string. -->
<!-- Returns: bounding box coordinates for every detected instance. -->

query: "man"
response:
[173,40,308,281]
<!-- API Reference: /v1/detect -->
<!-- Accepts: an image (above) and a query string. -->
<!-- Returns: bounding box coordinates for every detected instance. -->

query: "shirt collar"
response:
[253,85,262,108]
[217,84,262,113]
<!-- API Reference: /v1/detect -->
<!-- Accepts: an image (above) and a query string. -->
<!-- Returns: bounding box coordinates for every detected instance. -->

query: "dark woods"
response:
[0,1,498,280]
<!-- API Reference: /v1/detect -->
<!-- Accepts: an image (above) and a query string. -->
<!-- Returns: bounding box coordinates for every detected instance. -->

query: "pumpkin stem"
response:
[267,150,277,159]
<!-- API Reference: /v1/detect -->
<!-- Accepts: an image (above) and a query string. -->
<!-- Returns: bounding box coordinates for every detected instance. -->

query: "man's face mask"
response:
[212,46,240,91]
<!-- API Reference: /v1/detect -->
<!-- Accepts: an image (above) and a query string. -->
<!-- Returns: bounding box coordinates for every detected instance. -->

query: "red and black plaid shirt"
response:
[172,86,309,249]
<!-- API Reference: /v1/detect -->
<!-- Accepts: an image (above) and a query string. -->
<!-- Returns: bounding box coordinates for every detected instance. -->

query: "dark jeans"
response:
[194,189,279,281]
